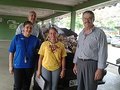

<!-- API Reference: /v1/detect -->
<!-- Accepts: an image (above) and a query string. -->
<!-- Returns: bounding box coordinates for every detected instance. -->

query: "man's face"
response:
[82,13,94,28]
[28,12,36,23]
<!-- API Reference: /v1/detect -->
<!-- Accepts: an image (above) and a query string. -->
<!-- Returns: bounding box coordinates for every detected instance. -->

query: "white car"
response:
[106,35,112,44]
[111,35,120,47]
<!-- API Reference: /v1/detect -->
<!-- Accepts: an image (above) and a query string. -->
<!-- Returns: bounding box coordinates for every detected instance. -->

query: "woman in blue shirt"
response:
[9,21,41,90]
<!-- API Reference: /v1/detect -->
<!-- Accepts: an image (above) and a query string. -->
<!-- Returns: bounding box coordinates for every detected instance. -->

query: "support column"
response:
[51,17,55,24]
[70,11,76,31]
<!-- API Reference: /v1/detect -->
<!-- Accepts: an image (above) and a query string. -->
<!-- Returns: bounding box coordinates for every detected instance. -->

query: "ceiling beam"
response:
[40,12,68,21]
[0,0,72,12]
[73,0,111,11]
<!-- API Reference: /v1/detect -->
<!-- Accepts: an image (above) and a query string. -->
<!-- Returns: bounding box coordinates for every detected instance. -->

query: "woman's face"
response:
[48,29,58,41]
[23,24,32,37]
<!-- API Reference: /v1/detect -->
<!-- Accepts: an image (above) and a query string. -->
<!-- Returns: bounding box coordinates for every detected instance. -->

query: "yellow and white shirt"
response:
[38,41,67,71]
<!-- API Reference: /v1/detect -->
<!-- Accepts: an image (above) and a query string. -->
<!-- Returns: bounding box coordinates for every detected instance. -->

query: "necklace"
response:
[48,41,59,53]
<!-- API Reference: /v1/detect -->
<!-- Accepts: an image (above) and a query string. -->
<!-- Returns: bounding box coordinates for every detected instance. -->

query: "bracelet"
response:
[62,68,66,70]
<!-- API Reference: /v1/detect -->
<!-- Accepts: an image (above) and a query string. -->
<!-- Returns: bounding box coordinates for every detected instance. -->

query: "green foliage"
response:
[75,15,83,31]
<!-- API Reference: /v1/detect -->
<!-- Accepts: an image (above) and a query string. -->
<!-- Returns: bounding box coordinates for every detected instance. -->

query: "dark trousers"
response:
[13,68,34,90]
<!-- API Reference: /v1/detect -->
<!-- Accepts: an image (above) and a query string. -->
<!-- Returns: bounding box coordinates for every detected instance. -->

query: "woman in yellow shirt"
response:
[37,27,67,90]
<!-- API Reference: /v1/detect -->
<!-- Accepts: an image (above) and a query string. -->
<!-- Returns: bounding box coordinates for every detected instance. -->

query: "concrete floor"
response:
[98,65,120,90]
[0,41,13,90]
[0,41,120,90]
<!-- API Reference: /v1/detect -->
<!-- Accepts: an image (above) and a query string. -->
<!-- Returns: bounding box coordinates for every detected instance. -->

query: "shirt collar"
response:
[82,26,95,35]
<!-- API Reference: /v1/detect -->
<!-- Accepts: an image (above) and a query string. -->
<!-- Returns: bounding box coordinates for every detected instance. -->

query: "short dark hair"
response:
[49,27,58,33]
[83,10,95,21]
[23,21,33,27]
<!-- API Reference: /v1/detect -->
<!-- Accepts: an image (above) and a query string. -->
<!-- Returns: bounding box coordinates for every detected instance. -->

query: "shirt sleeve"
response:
[98,31,108,69]
[38,42,45,56]
[15,23,23,35]
[73,34,80,63]
[9,36,16,53]
[73,45,79,63]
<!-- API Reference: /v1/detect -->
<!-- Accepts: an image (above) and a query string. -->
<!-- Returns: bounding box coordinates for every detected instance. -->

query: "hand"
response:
[36,70,41,78]
[60,70,65,78]
[73,64,77,75]
[9,66,14,75]
[94,69,103,81]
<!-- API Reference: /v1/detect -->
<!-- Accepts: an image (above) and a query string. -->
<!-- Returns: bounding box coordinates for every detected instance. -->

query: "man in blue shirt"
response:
[9,21,41,90]
[73,11,108,90]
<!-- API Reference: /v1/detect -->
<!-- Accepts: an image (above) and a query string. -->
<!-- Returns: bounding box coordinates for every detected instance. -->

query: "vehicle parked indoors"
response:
[111,35,120,47]
[106,35,112,44]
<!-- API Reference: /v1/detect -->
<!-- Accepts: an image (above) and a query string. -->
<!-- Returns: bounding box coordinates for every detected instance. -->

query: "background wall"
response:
[0,15,26,40]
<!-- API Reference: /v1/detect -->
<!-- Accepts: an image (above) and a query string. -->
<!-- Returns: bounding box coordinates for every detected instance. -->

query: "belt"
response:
[78,57,97,62]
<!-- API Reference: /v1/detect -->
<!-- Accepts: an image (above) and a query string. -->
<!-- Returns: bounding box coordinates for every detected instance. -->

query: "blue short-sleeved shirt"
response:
[9,34,41,68]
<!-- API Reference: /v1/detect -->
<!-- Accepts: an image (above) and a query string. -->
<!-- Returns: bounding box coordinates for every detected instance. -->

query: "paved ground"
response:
[0,41,13,90]
[0,41,120,90]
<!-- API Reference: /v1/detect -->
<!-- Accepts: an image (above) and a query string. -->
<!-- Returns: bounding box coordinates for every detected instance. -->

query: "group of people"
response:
[8,10,108,90]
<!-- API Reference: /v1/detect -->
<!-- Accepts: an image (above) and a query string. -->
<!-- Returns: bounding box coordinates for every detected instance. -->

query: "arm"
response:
[73,63,77,75]
[60,43,67,78]
[73,34,80,75]
[98,33,108,69]
[60,57,66,78]
[73,33,80,64]
[37,42,45,78]
[95,31,108,80]
[73,46,79,75]
[9,36,16,75]
[9,52,14,75]
[37,55,44,78]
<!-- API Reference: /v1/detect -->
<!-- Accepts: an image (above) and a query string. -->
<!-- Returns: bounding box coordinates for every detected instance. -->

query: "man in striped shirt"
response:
[73,11,108,90]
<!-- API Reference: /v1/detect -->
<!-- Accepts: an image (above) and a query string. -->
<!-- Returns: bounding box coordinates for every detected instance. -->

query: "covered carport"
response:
[0,0,120,90]
[0,0,119,40]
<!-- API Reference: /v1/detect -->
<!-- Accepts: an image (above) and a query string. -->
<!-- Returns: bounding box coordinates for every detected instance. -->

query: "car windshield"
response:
[114,36,120,39]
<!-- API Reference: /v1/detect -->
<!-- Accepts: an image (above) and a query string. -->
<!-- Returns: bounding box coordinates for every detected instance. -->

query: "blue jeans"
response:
[42,67,61,90]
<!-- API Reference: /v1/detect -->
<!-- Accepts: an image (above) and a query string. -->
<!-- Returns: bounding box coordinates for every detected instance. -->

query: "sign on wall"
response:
[7,20,19,29]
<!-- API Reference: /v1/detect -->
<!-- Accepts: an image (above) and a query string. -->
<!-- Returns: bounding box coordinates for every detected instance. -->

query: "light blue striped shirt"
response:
[15,23,41,37]
[73,27,108,69]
